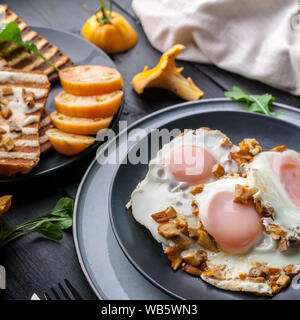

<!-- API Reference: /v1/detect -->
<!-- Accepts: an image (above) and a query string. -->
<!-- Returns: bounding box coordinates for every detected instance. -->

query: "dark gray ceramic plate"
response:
[74,98,300,300]
[0,26,123,183]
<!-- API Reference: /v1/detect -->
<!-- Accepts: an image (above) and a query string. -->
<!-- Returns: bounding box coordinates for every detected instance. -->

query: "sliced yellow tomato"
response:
[54,90,123,118]
[59,65,123,96]
[46,129,96,156]
[50,111,112,135]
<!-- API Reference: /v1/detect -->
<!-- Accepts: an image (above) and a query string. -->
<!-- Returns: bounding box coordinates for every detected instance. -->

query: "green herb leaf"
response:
[51,197,74,218]
[0,197,73,246]
[0,21,22,42]
[51,217,72,230]
[30,220,63,240]
[45,215,72,230]
[20,41,60,73]
[0,22,60,72]
[225,86,281,117]
[49,197,73,229]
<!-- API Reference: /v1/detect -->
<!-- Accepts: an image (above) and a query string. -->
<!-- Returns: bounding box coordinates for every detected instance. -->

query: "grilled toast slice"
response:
[0,4,74,82]
[39,109,53,156]
[0,68,50,176]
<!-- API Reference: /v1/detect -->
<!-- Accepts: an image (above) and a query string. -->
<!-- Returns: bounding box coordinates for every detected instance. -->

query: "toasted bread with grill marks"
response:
[0,68,50,176]
[0,4,74,82]
[39,109,53,156]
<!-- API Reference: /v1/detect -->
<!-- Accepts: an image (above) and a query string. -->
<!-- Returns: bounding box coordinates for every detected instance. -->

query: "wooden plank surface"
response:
[1,0,300,300]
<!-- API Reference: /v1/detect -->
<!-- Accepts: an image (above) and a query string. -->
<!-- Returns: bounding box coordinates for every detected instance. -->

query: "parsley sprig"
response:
[225,86,283,117]
[0,197,73,246]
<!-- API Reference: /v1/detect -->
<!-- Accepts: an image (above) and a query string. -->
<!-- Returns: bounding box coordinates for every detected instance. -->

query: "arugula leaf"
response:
[52,218,72,230]
[30,220,63,240]
[0,21,21,42]
[0,22,60,73]
[51,197,74,218]
[48,197,73,229]
[225,86,282,117]
[0,197,74,246]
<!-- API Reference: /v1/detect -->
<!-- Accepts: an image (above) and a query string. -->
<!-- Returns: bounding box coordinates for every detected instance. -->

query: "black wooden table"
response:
[1,0,300,300]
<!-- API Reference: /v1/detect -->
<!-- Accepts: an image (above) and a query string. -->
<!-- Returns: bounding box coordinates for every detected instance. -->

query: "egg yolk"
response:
[202,190,262,254]
[272,153,300,208]
[166,145,217,185]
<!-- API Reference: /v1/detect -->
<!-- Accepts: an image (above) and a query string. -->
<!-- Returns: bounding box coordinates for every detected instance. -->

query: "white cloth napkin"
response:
[132,0,300,95]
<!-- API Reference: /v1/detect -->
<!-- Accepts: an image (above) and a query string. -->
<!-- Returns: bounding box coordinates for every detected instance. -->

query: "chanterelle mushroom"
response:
[131,44,204,101]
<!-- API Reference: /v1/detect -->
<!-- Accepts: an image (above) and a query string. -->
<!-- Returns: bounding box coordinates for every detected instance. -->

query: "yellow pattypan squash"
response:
[82,0,138,54]
[131,44,204,101]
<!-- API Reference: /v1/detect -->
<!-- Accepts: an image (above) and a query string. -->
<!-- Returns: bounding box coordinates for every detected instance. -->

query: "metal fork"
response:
[44,279,83,300]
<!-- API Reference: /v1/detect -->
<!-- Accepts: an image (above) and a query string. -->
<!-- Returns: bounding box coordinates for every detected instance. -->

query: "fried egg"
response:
[129,128,239,245]
[194,176,300,295]
[129,130,300,296]
[247,149,300,243]
[196,176,262,254]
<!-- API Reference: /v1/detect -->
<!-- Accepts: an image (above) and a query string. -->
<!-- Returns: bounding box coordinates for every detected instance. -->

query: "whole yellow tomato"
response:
[82,11,138,54]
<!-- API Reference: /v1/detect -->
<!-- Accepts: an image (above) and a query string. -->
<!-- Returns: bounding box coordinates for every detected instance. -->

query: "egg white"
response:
[129,128,238,246]
[196,176,300,268]
[153,128,239,177]
[129,130,300,296]
[247,150,300,242]
[194,176,300,295]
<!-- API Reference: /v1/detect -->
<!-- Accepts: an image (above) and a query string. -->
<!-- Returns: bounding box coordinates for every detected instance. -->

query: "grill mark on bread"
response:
[39,42,54,55]
[21,26,31,37]
[42,55,71,75]
[12,145,39,153]
[17,47,59,72]
[39,109,53,156]
[6,51,31,66]
[0,4,74,82]
[13,54,39,70]
[0,41,19,53]
[22,31,39,43]
[2,46,26,61]
[0,67,50,176]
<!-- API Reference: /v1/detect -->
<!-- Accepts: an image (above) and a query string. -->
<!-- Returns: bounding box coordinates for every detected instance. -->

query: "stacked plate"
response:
[73,98,300,300]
